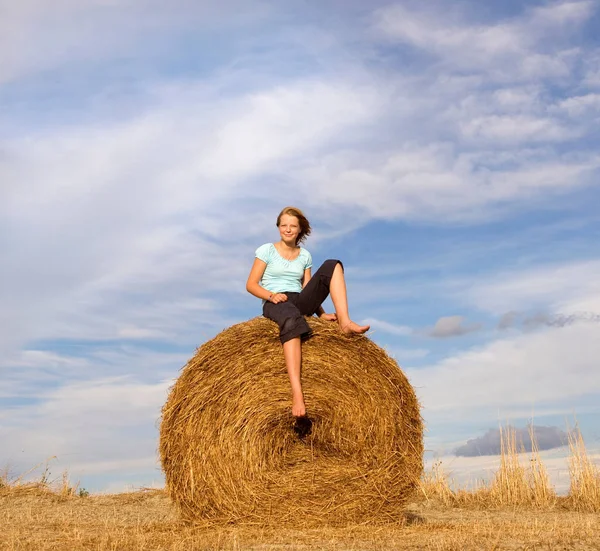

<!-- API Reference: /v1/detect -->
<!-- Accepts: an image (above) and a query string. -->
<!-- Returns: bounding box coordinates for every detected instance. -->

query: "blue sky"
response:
[1,0,599,493]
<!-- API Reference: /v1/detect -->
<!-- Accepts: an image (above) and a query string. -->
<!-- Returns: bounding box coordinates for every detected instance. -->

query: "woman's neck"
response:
[278,239,297,250]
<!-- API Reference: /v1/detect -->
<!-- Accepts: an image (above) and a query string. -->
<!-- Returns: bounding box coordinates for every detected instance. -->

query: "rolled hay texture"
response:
[160,316,423,525]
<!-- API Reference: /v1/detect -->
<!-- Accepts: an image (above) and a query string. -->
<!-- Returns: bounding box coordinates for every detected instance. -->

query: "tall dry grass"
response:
[420,424,599,511]
[566,425,600,512]
[0,457,81,499]
[419,459,456,506]
[486,424,556,507]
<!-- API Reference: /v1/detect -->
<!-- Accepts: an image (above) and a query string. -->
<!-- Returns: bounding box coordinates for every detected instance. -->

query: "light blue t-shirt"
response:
[255,243,313,293]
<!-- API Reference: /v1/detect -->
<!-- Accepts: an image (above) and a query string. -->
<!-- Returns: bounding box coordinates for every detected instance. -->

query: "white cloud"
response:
[465,259,600,315]
[0,345,186,413]
[460,114,578,143]
[183,81,380,182]
[532,0,595,25]
[584,70,600,88]
[372,1,595,81]
[581,48,600,88]
[424,315,483,338]
[0,0,271,85]
[492,86,542,109]
[409,322,600,418]
[7,350,90,370]
[409,261,600,423]
[0,77,381,358]
[0,377,171,481]
[373,5,524,57]
[555,93,600,116]
[296,144,599,222]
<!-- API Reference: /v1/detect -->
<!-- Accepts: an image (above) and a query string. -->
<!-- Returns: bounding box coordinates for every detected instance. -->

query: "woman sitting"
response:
[246,206,369,420]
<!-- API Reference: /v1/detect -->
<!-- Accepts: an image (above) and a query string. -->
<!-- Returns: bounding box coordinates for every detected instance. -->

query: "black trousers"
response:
[263,259,342,344]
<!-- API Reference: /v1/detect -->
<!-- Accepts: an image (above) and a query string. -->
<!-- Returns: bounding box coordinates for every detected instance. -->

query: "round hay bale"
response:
[160,316,423,525]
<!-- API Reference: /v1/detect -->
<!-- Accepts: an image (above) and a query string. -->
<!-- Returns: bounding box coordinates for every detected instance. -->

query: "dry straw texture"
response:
[160,317,423,526]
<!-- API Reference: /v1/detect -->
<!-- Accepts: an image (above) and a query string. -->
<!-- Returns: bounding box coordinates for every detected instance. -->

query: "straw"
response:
[159,317,423,526]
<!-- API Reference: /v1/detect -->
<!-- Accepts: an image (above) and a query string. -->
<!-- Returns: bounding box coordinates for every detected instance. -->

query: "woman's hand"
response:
[319,312,337,322]
[270,293,288,304]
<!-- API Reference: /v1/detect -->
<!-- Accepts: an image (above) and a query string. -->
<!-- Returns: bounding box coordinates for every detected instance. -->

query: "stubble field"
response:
[2,428,599,550]
[2,488,600,550]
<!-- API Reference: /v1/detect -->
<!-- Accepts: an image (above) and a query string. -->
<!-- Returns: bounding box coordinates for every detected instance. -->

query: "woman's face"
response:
[278,214,300,244]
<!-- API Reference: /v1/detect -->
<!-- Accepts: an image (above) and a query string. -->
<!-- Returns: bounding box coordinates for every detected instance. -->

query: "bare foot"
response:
[293,415,312,438]
[340,320,370,334]
[291,391,306,417]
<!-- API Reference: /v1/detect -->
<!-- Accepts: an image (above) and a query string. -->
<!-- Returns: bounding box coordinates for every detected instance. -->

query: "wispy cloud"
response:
[498,310,600,330]
[409,314,600,419]
[297,145,600,222]
[0,0,271,85]
[465,260,600,315]
[422,316,484,338]
[408,257,600,422]
[1,77,381,358]
[373,1,595,79]
[0,375,172,486]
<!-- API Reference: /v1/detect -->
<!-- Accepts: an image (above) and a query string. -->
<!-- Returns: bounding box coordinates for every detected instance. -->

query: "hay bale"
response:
[159,316,423,525]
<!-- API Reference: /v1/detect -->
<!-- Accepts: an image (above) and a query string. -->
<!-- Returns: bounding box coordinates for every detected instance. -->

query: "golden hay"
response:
[159,316,423,525]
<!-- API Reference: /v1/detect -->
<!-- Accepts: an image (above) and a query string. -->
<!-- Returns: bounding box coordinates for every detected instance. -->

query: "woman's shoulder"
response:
[255,243,275,261]
[299,247,312,264]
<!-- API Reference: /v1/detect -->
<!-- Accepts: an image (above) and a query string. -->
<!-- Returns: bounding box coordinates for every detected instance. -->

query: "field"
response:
[2,428,599,550]
[2,489,600,550]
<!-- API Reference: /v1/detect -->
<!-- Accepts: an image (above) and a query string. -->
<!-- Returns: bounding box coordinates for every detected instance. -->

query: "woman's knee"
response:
[279,314,311,344]
[321,259,343,276]
[280,315,302,334]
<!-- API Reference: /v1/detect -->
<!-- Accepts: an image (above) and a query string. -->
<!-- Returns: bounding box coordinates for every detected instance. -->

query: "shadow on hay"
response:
[160,317,423,526]
[293,415,313,438]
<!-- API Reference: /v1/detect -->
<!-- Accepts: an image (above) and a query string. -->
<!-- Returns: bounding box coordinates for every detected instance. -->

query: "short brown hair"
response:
[276,206,312,245]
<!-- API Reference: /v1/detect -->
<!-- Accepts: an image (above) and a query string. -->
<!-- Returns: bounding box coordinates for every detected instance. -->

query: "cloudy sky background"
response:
[2,0,599,492]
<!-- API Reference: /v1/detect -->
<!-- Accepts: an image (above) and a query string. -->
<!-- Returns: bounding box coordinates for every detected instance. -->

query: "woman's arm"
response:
[246,258,288,303]
[246,259,272,301]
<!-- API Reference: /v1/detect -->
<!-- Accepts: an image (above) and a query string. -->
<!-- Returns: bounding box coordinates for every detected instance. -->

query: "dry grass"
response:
[484,424,556,508]
[160,317,423,525]
[0,459,80,499]
[2,489,600,550]
[566,426,600,512]
[2,426,600,549]
[419,424,600,513]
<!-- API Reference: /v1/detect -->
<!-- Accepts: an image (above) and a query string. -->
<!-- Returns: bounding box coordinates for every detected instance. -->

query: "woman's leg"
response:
[282,336,305,417]
[329,263,370,334]
[263,298,310,416]
[297,260,369,335]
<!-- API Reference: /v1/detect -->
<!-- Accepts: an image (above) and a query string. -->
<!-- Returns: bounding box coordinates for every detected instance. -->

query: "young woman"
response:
[246,206,369,420]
